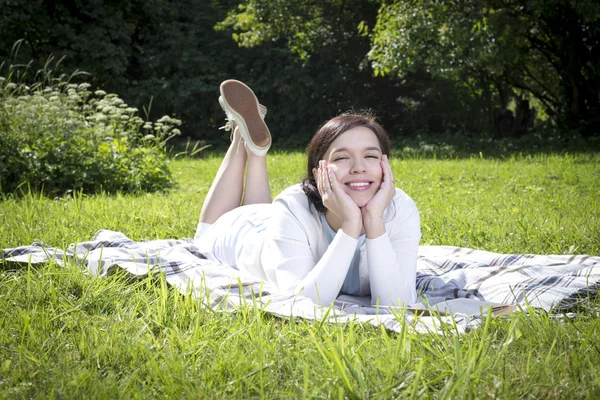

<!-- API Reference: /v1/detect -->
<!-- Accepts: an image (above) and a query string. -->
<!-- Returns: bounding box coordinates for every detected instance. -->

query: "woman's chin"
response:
[348,192,375,208]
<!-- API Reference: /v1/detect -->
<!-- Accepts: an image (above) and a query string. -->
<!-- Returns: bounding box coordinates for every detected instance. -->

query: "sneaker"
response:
[219,96,267,136]
[219,79,271,156]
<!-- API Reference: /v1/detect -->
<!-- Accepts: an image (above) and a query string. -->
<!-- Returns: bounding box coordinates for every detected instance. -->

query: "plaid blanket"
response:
[2,230,599,333]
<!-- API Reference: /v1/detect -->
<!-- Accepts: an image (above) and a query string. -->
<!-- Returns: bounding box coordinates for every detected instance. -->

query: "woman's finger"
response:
[379,156,388,185]
[327,165,337,193]
[319,160,328,196]
[383,155,395,187]
[322,161,328,194]
[317,161,323,194]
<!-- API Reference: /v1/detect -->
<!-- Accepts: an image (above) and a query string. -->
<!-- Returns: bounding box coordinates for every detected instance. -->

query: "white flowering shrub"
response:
[0,70,181,195]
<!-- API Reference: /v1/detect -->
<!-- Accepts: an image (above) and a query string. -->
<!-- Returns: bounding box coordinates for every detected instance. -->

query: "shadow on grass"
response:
[390,132,600,159]
[191,132,600,160]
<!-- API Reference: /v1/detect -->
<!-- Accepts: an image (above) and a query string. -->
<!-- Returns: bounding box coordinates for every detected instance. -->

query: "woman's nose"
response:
[350,158,366,174]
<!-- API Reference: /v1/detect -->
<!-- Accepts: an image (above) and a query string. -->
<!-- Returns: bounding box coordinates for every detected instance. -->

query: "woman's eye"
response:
[366,155,380,159]
[333,157,348,162]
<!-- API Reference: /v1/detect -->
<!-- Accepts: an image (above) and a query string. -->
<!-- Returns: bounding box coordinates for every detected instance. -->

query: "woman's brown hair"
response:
[301,111,391,213]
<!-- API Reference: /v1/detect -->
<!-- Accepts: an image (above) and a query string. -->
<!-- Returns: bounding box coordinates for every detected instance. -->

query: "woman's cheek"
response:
[329,165,345,183]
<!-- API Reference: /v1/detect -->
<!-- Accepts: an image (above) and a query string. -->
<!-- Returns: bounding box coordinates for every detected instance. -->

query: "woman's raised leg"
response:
[199,128,247,224]
[242,146,271,205]
[199,79,273,223]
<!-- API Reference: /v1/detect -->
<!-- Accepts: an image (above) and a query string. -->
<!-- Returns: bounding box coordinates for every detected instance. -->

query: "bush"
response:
[0,60,181,196]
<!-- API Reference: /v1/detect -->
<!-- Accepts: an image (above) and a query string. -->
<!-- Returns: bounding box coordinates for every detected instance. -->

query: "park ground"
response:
[1,150,599,398]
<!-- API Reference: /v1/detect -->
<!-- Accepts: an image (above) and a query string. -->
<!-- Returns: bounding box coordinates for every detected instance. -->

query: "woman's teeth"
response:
[348,182,369,187]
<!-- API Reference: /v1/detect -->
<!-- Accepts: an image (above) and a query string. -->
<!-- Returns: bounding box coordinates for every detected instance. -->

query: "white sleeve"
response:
[261,200,357,305]
[366,199,420,306]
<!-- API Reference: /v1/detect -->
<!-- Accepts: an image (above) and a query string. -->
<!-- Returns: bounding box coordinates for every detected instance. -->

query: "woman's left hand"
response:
[362,155,396,221]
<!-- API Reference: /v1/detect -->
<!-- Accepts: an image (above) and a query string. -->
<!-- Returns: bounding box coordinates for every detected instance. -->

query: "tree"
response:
[2,0,413,145]
[0,0,251,140]
[218,0,483,136]
[221,0,600,136]
[369,0,600,136]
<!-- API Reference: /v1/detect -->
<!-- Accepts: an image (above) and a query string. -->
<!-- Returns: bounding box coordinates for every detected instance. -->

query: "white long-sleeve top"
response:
[233,184,421,306]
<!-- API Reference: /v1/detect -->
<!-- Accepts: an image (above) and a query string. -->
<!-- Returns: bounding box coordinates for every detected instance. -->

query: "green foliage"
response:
[2,0,598,143]
[0,0,472,146]
[0,0,345,148]
[218,0,478,138]
[217,0,372,60]
[217,0,502,135]
[0,56,181,196]
[221,0,600,137]
[369,0,600,136]
[0,0,231,142]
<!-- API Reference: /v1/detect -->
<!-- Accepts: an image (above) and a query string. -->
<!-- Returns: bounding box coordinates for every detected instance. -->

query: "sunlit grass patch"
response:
[1,151,599,398]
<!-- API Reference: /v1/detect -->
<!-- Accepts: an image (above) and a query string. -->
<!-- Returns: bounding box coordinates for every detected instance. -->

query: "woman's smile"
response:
[345,180,373,191]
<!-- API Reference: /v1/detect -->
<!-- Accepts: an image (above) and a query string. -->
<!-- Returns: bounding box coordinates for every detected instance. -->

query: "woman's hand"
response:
[316,160,362,238]
[362,155,396,238]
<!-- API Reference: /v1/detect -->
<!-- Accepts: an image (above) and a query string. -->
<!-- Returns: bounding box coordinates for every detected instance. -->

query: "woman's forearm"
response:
[366,232,418,306]
[362,214,386,239]
[292,229,357,304]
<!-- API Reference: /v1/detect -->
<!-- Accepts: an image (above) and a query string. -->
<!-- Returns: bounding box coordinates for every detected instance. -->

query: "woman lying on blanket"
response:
[194,80,421,306]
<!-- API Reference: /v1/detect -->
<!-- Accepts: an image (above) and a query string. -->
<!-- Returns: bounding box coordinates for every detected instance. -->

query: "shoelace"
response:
[219,119,236,141]
[219,120,233,132]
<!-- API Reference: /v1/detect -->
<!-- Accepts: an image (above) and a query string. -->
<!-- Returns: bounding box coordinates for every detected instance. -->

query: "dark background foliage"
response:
[1,0,598,149]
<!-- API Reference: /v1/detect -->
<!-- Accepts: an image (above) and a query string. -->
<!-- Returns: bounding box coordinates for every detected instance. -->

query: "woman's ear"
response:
[312,168,317,176]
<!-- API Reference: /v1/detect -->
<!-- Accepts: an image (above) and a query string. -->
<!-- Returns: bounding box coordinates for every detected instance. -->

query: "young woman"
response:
[194,80,421,306]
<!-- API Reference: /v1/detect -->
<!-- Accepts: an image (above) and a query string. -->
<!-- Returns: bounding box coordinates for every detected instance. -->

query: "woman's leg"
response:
[200,79,272,222]
[199,129,247,224]
[242,146,271,205]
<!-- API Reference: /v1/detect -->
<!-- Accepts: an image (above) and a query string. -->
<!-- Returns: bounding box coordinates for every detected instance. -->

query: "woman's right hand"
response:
[316,160,363,238]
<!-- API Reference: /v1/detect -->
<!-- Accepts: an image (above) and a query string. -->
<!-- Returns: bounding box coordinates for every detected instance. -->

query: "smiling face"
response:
[302,112,391,214]
[323,126,383,207]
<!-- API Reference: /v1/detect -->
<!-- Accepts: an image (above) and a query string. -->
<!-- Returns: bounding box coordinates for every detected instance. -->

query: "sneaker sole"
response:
[220,80,271,152]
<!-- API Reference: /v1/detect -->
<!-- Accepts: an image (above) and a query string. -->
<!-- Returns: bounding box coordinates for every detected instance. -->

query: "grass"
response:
[1,150,599,398]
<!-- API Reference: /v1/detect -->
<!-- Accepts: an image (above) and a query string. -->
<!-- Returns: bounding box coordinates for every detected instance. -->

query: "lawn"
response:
[1,149,599,398]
